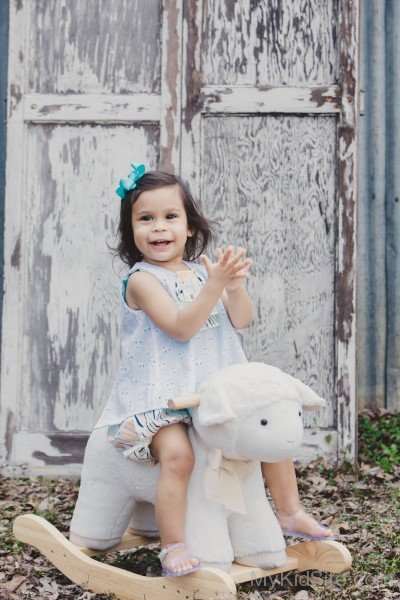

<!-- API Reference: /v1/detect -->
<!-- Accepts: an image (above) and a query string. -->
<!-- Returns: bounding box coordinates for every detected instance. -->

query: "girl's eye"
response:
[260,419,268,426]
[298,411,302,417]
[140,214,176,220]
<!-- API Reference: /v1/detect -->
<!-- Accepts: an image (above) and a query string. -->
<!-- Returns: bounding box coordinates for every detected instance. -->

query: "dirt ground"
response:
[1,449,399,599]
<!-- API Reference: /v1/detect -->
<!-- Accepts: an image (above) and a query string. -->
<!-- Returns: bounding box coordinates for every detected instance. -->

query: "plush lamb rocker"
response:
[70,362,326,573]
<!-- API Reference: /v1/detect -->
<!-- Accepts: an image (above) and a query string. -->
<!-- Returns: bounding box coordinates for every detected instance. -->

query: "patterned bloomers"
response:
[107,408,192,466]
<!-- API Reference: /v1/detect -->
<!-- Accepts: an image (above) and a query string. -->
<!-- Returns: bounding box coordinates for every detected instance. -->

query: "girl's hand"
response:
[199,246,253,292]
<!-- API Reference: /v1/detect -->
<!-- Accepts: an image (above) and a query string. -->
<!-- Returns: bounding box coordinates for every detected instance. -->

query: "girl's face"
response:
[131,184,194,266]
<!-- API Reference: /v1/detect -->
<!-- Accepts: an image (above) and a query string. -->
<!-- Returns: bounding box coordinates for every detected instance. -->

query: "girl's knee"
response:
[161,450,195,478]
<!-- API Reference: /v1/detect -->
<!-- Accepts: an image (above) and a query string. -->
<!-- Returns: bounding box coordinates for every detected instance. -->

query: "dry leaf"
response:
[294,592,309,600]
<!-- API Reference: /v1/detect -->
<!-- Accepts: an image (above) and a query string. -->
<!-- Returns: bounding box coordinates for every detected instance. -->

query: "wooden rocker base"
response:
[13,514,352,600]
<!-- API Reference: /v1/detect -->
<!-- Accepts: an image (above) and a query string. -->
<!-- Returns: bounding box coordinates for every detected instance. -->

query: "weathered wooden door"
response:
[0,0,182,475]
[1,0,359,475]
[180,0,359,464]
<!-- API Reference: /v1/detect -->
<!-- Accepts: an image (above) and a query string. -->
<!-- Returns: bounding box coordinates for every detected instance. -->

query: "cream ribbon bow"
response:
[203,447,255,514]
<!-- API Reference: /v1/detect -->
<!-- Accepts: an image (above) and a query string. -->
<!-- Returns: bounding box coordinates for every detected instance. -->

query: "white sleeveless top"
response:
[94,259,248,429]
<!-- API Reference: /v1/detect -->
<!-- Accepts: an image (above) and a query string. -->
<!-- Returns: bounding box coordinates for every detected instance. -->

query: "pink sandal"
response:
[158,542,201,577]
[276,508,338,541]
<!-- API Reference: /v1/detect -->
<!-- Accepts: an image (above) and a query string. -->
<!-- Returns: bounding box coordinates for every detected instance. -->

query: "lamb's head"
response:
[192,362,326,462]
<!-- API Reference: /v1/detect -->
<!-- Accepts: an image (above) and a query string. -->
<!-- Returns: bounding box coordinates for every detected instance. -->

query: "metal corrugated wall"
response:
[358,0,400,409]
[0,3,8,348]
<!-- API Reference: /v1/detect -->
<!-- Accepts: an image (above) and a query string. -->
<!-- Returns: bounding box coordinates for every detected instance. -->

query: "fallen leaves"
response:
[0,445,399,599]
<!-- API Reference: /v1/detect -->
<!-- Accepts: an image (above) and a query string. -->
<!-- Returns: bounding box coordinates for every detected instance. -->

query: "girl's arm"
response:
[128,250,249,342]
[127,271,226,342]
[221,285,253,329]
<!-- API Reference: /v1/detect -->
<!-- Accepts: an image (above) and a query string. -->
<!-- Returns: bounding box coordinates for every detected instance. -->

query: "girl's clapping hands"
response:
[200,246,253,292]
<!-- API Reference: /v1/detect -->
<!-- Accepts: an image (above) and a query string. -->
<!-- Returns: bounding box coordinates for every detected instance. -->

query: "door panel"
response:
[202,0,338,85]
[201,114,336,428]
[22,124,158,432]
[28,0,161,94]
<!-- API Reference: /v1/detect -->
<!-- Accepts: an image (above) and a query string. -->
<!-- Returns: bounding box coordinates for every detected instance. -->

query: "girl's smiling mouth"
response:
[150,240,173,247]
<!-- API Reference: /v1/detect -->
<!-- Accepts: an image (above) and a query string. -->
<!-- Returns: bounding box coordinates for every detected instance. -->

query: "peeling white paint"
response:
[181,0,359,465]
[24,93,162,123]
[1,0,358,472]
[201,115,336,430]
[203,0,338,86]
[28,0,161,94]
[203,84,341,114]
[22,125,159,432]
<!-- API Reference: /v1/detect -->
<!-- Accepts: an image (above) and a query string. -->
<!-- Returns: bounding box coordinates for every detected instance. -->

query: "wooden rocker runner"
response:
[13,514,352,600]
[13,364,353,599]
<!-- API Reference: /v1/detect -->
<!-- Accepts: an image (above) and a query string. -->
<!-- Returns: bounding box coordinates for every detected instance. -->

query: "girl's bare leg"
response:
[261,459,333,537]
[150,422,199,574]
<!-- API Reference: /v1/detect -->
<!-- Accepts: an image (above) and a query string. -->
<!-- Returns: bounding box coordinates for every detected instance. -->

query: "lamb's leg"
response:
[228,464,287,568]
[185,492,234,572]
[185,431,234,572]
[127,502,159,538]
[69,428,138,550]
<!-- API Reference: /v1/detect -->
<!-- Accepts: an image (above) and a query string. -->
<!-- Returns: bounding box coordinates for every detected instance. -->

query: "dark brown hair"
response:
[110,171,219,268]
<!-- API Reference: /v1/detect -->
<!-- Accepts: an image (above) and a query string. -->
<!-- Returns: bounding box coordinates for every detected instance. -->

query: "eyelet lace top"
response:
[94,259,248,429]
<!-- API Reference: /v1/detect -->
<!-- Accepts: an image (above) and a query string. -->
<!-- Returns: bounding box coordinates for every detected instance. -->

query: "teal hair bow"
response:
[116,163,146,199]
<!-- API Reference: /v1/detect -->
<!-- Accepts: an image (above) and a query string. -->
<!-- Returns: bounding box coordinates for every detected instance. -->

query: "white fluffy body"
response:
[70,362,326,572]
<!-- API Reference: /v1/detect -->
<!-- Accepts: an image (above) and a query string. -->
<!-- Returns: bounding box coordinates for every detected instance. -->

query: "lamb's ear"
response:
[197,377,237,426]
[288,375,327,411]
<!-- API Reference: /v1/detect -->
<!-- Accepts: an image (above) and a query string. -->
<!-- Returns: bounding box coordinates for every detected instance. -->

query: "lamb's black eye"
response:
[298,411,302,417]
[260,419,268,426]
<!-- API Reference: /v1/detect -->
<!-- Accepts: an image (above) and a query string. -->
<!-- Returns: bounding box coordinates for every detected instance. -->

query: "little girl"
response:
[70,163,334,577]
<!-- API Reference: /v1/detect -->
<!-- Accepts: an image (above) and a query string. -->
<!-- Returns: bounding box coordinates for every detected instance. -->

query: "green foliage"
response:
[0,519,26,555]
[358,411,400,472]
[33,492,63,529]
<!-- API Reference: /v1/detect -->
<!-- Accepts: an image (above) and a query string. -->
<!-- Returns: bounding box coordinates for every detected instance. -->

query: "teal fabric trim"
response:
[165,408,191,418]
